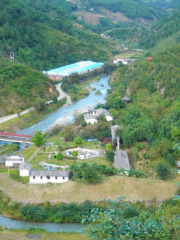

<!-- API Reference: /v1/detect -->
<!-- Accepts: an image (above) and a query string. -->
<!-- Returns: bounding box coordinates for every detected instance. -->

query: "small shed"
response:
[19,162,32,176]
[146,56,153,62]
[123,96,130,104]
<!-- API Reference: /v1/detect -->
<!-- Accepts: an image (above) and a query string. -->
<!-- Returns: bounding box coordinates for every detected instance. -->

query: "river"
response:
[0,215,85,232]
[18,76,110,135]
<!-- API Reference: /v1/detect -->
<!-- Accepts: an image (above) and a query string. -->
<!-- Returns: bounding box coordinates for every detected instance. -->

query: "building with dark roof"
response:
[29,170,70,184]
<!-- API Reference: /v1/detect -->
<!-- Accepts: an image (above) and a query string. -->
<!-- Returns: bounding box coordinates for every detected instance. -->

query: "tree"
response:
[56,152,63,160]
[74,136,83,145]
[31,130,46,147]
[33,98,45,112]
[155,163,171,180]
[106,150,114,162]
[82,165,102,184]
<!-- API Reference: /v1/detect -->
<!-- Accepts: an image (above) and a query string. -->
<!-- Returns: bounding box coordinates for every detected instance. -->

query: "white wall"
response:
[29,176,69,184]
[19,169,30,177]
[105,116,113,121]
[5,160,24,167]
[85,119,98,124]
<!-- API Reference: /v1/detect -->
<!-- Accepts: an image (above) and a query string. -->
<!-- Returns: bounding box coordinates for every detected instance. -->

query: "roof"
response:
[123,96,130,101]
[0,132,31,139]
[84,114,97,120]
[30,170,70,177]
[45,61,104,77]
[19,162,32,171]
[96,108,112,117]
[5,155,24,161]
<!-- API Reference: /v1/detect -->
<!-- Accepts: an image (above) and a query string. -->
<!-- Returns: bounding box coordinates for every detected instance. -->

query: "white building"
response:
[29,170,70,184]
[88,108,113,122]
[19,162,32,176]
[84,114,98,124]
[5,155,24,167]
[113,58,136,65]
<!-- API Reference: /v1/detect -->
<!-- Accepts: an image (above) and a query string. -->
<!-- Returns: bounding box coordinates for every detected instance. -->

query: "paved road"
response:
[0,83,72,124]
[55,83,72,105]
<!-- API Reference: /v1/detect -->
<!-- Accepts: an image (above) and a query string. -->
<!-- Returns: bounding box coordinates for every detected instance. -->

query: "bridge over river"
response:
[0,132,32,147]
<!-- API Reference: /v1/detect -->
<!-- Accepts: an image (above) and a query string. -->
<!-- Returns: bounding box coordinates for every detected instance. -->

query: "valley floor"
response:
[0,172,178,203]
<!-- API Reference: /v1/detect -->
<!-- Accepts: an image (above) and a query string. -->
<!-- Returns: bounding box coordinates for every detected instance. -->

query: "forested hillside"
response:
[0,0,116,70]
[0,57,57,116]
[145,0,180,9]
[107,45,180,168]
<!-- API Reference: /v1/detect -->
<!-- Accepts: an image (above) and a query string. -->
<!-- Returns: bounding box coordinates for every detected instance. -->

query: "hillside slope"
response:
[107,44,180,167]
[0,58,57,116]
[0,0,116,70]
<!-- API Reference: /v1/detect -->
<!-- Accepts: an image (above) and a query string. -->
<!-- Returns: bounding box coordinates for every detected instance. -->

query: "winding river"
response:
[0,77,110,231]
[18,76,110,135]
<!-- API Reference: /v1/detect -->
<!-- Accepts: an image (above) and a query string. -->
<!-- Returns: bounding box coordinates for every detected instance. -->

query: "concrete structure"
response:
[19,162,32,176]
[29,170,70,184]
[5,155,24,167]
[0,132,31,144]
[114,150,130,171]
[113,58,136,65]
[44,61,104,80]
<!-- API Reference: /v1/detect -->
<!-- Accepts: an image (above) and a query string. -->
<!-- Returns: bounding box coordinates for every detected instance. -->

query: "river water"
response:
[18,76,110,135]
[0,215,85,232]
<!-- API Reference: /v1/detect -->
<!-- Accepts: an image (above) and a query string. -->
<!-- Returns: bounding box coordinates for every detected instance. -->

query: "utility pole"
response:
[9,52,15,62]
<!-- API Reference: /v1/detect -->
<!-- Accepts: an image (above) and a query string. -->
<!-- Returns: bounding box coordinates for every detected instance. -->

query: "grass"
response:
[20,146,39,161]
[0,171,179,203]
[0,229,90,240]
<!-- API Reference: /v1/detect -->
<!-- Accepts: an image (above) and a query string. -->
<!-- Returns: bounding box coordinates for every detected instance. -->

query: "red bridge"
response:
[0,132,32,144]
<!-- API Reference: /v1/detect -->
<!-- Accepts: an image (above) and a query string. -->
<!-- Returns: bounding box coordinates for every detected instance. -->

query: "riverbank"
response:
[0,98,66,133]
[0,229,90,240]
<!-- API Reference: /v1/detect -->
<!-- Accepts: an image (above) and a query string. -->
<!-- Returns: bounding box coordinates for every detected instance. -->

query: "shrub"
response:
[155,163,171,180]
[74,136,83,145]
[56,152,63,160]
[106,150,114,162]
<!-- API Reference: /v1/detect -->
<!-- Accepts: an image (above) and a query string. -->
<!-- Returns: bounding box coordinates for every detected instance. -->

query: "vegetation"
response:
[83,196,180,240]
[31,130,47,147]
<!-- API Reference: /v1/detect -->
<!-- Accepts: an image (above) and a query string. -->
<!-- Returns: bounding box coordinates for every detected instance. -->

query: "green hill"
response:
[0,58,57,116]
[0,0,116,70]
[107,44,180,168]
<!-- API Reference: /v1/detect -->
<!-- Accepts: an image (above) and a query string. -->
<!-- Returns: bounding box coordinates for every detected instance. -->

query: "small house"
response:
[5,155,24,167]
[29,170,70,184]
[84,114,98,124]
[19,162,32,176]
[146,56,153,62]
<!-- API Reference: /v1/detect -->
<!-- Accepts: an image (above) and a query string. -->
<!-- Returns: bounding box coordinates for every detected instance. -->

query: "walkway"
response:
[0,83,72,124]
[27,147,41,162]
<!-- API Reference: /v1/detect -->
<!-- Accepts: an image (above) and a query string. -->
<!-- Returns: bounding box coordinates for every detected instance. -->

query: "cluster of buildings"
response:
[5,155,69,184]
[43,61,104,81]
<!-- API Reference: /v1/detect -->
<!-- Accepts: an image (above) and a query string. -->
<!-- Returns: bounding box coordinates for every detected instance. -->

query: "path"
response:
[55,83,72,105]
[27,147,41,162]
[0,83,72,124]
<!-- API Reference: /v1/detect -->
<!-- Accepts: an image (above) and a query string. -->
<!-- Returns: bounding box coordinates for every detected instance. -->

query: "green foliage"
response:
[31,130,46,147]
[83,196,175,239]
[33,98,45,112]
[56,151,63,160]
[70,163,117,183]
[72,150,78,157]
[155,163,171,180]
[106,150,114,162]
[74,136,83,145]
[105,143,112,151]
